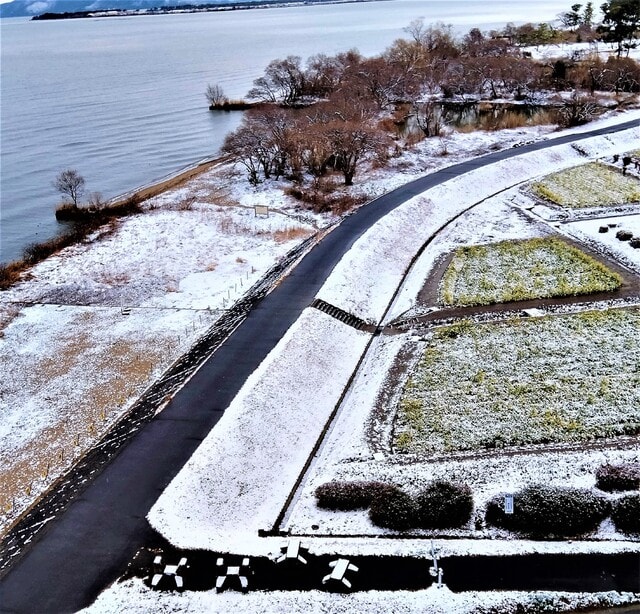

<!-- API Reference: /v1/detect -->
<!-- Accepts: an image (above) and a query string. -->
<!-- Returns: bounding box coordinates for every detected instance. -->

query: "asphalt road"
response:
[0,119,638,614]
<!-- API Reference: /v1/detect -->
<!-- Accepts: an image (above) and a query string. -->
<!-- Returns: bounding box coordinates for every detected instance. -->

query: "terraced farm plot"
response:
[393,308,640,454]
[439,238,622,306]
[531,162,640,208]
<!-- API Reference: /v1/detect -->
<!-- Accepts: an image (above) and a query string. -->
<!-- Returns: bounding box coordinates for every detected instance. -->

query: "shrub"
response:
[486,485,610,537]
[0,262,22,289]
[596,462,640,492]
[22,239,60,264]
[314,480,390,511]
[369,485,418,530]
[415,480,474,529]
[612,494,640,535]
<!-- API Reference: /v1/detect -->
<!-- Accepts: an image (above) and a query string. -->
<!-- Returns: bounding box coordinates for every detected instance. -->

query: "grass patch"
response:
[393,308,640,454]
[0,196,143,291]
[439,237,622,307]
[531,162,640,208]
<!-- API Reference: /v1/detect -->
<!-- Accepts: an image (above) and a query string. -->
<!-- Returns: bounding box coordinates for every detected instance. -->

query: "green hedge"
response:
[368,485,418,530]
[415,481,474,529]
[486,485,610,537]
[314,480,392,511]
[612,494,640,535]
[595,463,640,492]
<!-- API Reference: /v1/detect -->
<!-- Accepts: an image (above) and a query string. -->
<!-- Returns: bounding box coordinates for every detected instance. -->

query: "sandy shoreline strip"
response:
[104,154,231,208]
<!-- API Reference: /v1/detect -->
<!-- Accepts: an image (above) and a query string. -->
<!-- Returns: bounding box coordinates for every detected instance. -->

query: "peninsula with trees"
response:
[29,0,375,20]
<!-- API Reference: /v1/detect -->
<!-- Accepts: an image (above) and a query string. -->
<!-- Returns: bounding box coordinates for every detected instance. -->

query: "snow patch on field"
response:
[148,309,369,553]
[566,214,640,273]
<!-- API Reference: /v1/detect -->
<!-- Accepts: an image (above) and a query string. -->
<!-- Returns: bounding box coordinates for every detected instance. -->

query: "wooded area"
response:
[219,3,640,193]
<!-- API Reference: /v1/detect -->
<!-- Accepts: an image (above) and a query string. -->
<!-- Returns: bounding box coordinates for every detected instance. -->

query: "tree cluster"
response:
[222,13,639,188]
[222,91,388,186]
[598,0,640,57]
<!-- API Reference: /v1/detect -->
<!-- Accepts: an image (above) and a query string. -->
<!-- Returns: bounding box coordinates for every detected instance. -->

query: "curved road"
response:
[0,119,638,613]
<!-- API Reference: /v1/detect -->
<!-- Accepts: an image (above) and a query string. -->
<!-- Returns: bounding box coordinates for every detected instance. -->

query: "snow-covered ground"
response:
[2,108,639,611]
[148,308,369,553]
[524,40,640,63]
[318,122,639,324]
[0,194,318,532]
[147,115,640,555]
[83,577,640,614]
[5,110,634,538]
[566,214,640,273]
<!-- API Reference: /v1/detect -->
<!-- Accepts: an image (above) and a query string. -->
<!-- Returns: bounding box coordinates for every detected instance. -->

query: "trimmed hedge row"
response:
[369,485,418,530]
[612,494,640,535]
[316,479,640,537]
[415,481,474,529]
[315,480,474,531]
[595,462,640,492]
[315,481,391,511]
[486,485,610,538]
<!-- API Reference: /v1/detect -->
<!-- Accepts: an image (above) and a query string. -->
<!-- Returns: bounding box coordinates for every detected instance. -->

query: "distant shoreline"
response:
[31,0,381,21]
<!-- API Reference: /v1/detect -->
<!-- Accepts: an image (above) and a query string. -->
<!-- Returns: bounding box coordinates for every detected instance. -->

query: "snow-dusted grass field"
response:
[531,162,640,208]
[439,237,622,306]
[0,203,317,534]
[287,324,640,541]
[394,308,640,454]
[6,111,623,538]
[3,109,640,613]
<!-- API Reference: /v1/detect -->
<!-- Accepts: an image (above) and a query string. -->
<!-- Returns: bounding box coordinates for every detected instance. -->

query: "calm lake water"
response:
[1,0,570,263]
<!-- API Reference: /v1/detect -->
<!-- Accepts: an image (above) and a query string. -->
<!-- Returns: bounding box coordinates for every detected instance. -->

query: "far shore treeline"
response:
[28,0,371,20]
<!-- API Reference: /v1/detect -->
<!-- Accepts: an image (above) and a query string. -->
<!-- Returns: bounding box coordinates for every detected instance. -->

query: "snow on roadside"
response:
[148,308,370,554]
[82,576,640,614]
[0,199,316,536]
[317,126,639,324]
[0,302,213,532]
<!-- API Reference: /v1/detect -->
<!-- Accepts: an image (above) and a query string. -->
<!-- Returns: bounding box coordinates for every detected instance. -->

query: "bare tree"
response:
[411,101,442,137]
[205,83,228,107]
[247,56,306,107]
[221,127,263,185]
[319,95,387,185]
[53,169,85,207]
[558,90,598,127]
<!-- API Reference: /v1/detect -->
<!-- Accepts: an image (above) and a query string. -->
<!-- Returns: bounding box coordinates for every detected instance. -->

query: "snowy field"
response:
[2,108,640,611]
[566,214,640,273]
[83,577,640,614]
[438,237,622,306]
[0,197,317,532]
[5,110,635,538]
[531,162,640,208]
[394,308,640,454]
[146,115,640,557]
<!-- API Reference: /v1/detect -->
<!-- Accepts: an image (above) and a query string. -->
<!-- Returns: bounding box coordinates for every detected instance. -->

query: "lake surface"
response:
[1,0,570,263]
